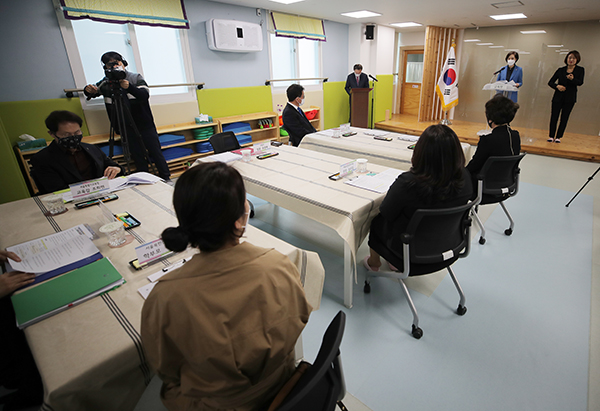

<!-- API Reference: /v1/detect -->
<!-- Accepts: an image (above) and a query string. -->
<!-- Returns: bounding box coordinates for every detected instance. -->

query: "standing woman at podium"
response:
[547,50,585,143]
[496,51,523,103]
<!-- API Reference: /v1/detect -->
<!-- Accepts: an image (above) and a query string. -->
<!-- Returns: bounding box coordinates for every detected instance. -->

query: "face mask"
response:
[299,98,305,107]
[56,134,83,150]
[507,59,516,67]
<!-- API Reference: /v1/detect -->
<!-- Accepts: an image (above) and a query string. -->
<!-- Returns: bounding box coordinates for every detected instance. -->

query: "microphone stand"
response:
[369,75,378,129]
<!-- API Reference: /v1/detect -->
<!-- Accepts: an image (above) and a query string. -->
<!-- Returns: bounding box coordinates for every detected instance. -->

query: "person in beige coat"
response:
[141,162,312,411]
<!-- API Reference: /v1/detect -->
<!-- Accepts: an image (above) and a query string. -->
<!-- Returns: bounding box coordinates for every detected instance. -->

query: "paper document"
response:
[138,282,157,300]
[344,168,404,194]
[317,130,335,137]
[138,258,189,299]
[397,134,419,142]
[7,225,100,274]
[364,130,390,137]
[204,152,242,163]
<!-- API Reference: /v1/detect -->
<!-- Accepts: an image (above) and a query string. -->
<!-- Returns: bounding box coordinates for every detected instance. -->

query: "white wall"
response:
[398,31,426,47]
[375,25,396,75]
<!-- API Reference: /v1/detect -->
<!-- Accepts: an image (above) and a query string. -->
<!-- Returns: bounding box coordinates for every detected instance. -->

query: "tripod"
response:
[105,81,157,176]
[565,165,600,207]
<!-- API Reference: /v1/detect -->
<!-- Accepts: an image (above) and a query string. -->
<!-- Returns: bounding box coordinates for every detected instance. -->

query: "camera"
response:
[104,62,127,81]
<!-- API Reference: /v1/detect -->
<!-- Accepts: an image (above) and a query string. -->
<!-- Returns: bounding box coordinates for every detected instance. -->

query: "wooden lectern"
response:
[350,88,372,128]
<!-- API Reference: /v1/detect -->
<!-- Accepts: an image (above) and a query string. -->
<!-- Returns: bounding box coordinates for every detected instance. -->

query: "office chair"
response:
[472,154,525,244]
[364,202,474,339]
[208,131,255,217]
[268,311,347,411]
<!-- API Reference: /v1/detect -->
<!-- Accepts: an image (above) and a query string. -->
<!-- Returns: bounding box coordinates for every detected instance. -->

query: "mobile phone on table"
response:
[407,144,416,150]
[329,172,342,181]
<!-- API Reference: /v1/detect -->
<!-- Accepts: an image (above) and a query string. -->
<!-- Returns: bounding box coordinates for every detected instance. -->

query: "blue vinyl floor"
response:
[250,181,593,411]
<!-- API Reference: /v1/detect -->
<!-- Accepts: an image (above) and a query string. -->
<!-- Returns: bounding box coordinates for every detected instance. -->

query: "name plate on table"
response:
[253,142,270,155]
[70,177,110,200]
[340,160,357,177]
[136,239,170,265]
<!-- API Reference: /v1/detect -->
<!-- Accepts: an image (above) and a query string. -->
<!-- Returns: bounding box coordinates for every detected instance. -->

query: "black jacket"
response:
[548,65,585,104]
[282,104,317,146]
[345,72,370,94]
[30,140,122,195]
[466,125,521,179]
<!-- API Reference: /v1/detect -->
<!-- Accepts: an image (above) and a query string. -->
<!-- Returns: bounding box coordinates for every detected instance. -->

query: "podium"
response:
[350,88,372,128]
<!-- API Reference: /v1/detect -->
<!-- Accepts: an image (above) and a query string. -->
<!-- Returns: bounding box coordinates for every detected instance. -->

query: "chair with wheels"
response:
[472,153,525,245]
[208,131,255,217]
[364,202,474,339]
[267,311,347,411]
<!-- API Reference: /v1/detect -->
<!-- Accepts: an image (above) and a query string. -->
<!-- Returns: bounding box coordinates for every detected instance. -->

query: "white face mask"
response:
[298,98,305,107]
[507,59,516,67]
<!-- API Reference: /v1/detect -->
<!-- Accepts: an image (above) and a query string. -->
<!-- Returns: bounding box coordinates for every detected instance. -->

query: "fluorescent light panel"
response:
[477,43,494,46]
[341,10,381,18]
[464,39,480,42]
[520,30,546,34]
[269,0,304,3]
[490,13,527,20]
[547,44,564,47]
[489,45,504,48]
[390,22,422,27]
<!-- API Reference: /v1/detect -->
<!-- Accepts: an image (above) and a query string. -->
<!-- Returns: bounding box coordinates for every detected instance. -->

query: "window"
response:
[57,10,194,106]
[269,34,321,89]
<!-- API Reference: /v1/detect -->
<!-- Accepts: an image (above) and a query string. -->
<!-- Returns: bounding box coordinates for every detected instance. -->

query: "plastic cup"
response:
[241,149,252,162]
[341,123,350,134]
[43,194,66,215]
[99,221,127,247]
[357,158,368,173]
[332,128,341,138]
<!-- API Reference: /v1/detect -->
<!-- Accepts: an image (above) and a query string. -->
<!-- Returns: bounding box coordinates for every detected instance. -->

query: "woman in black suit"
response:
[547,50,585,143]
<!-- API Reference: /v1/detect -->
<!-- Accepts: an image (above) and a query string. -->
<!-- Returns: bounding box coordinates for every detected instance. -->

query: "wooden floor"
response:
[376,114,600,163]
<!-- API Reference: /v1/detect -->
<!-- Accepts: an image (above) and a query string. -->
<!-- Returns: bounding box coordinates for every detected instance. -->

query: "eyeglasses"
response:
[54,132,83,139]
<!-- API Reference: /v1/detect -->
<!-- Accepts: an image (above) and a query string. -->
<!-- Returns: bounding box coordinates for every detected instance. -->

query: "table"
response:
[0,182,324,411]
[197,145,407,308]
[299,127,474,168]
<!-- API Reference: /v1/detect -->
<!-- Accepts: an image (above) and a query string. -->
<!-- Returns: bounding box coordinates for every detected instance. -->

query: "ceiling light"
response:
[520,30,546,34]
[477,43,494,46]
[491,1,524,8]
[390,22,422,28]
[489,45,504,48]
[269,0,304,3]
[504,48,520,51]
[520,51,530,55]
[547,44,564,47]
[490,13,527,20]
[559,52,568,55]
[464,39,480,42]
[341,10,382,19]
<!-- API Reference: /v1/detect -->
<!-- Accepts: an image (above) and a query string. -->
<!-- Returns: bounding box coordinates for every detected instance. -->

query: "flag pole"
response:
[439,110,452,125]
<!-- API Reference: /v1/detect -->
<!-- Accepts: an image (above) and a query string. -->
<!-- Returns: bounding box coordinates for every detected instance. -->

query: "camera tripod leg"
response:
[565,165,600,207]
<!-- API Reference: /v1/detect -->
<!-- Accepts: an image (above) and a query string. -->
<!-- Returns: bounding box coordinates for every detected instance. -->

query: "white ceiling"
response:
[208,0,600,32]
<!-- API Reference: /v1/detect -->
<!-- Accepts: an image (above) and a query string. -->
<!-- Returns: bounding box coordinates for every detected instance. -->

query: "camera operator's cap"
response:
[101,51,128,68]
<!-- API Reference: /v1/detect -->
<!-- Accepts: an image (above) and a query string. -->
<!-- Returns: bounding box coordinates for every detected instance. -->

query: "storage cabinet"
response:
[216,111,280,145]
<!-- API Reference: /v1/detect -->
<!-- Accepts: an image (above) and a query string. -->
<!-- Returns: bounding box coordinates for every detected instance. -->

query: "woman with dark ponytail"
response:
[141,162,312,411]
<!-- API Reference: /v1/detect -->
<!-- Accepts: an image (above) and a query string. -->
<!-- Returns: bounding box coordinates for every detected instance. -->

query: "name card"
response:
[69,177,110,200]
[339,160,357,177]
[253,142,270,154]
[135,238,170,265]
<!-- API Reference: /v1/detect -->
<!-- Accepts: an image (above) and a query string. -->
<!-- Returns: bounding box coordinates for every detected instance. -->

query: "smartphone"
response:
[407,144,416,150]
[342,132,357,137]
[329,172,342,181]
[271,141,283,147]
[257,152,279,160]
[374,136,393,141]
[74,194,118,209]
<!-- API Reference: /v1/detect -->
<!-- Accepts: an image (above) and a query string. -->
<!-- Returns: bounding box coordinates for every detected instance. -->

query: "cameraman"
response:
[84,51,170,181]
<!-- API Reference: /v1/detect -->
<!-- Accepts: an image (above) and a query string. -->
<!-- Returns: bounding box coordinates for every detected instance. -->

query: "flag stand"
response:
[439,110,452,125]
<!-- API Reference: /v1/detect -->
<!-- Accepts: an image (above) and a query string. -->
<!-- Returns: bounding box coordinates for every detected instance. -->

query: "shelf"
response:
[157,121,217,134]
[232,127,278,136]
[160,139,211,150]
[217,111,278,123]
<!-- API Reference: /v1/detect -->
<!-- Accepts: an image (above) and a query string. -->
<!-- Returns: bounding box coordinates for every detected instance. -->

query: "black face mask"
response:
[56,134,83,150]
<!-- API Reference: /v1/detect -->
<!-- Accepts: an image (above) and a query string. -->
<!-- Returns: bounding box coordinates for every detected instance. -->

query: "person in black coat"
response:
[30,111,122,195]
[547,50,585,143]
[281,84,316,146]
[364,125,473,271]
[345,64,370,122]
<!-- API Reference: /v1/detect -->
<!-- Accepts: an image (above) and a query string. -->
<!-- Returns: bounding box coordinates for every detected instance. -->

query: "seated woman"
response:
[364,125,473,271]
[141,162,312,411]
[466,94,521,188]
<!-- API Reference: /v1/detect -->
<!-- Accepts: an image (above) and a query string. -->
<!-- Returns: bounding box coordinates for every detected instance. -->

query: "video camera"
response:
[104,61,127,81]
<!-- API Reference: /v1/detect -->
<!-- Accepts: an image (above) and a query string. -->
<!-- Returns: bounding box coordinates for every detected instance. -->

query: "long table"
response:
[299,127,474,168]
[0,182,324,411]
[197,145,407,308]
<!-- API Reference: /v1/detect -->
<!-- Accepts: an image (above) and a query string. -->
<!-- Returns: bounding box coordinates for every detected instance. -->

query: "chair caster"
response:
[456,305,467,316]
[479,237,486,245]
[504,228,512,236]
[363,281,371,294]
[411,324,423,339]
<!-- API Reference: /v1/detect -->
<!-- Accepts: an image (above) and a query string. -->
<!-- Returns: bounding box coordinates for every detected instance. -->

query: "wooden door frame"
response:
[394,46,424,114]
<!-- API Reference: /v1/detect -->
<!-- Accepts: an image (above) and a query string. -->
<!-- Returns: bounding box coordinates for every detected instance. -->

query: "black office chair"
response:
[364,202,474,339]
[472,153,525,244]
[208,131,255,217]
[268,311,347,411]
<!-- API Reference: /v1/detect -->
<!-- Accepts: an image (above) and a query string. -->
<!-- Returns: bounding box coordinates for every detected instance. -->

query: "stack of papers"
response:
[344,169,404,194]
[59,172,163,202]
[364,130,390,137]
[203,152,242,163]
[397,134,419,142]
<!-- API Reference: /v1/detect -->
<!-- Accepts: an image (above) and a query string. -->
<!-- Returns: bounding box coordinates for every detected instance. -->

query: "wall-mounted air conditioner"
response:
[206,19,263,53]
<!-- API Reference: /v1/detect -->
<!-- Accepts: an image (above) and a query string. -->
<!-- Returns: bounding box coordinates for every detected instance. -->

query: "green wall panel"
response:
[0,117,31,204]
[373,75,394,124]
[323,82,350,129]
[197,86,273,119]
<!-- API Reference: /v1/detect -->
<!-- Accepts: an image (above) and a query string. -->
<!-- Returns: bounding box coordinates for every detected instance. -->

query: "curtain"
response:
[60,0,189,29]
[270,12,325,41]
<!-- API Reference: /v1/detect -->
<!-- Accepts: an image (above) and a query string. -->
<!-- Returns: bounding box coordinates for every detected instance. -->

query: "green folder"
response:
[11,258,124,329]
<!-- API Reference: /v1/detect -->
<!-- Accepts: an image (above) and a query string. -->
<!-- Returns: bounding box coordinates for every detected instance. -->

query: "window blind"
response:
[60,0,189,29]
[270,12,326,41]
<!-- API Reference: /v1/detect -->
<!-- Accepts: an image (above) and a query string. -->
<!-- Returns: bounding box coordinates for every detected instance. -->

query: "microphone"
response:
[493,66,506,75]
[369,74,378,82]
